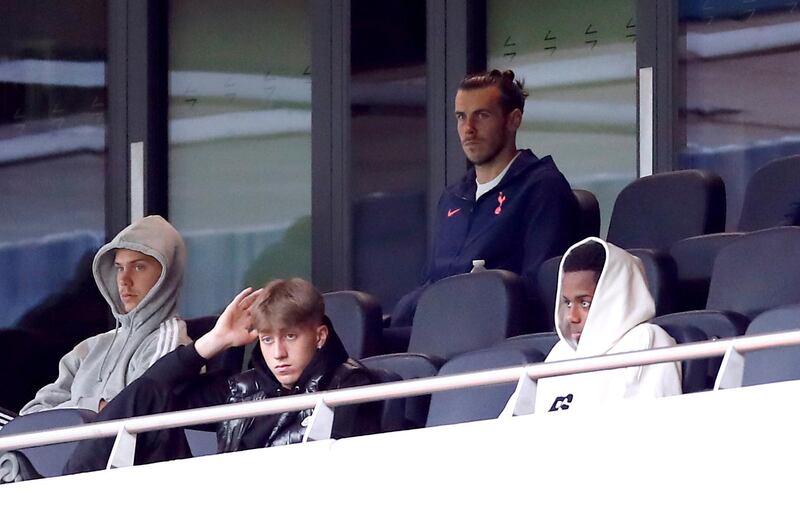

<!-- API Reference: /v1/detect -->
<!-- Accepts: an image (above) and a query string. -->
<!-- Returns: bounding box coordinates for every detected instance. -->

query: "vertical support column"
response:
[312,0,350,291]
[636,0,678,176]
[107,0,168,237]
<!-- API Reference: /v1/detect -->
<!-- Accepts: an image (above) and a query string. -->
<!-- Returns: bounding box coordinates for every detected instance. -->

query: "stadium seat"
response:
[737,155,800,231]
[352,191,427,313]
[606,169,726,250]
[573,189,601,240]
[362,353,442,429]
[668,232,744,312]
[425,334,554,427]
[653,321,711,393]
[656,226,800,389]
[407,269,530,361]
[741,304,800,387]
[323,290,384,359]
[0,408,97,477]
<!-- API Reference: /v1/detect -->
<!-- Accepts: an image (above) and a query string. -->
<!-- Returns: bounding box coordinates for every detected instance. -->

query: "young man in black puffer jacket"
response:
[62,278,381,474]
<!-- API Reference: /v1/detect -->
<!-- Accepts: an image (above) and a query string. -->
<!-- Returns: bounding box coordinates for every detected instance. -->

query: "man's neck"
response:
[474,146,519,184]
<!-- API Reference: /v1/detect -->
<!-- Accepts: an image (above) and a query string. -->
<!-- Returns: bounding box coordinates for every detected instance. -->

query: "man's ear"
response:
[506,108,522,133]
[315,324,329,350]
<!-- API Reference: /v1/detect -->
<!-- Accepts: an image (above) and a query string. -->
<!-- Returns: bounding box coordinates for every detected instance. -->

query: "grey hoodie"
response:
[20,216,191,414]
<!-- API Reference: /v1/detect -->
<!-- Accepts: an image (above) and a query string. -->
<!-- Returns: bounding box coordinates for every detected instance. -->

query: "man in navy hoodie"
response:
[392,69,580,327]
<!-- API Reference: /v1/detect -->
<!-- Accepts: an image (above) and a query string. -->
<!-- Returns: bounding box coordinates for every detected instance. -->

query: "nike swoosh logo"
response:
[447,208,461,217]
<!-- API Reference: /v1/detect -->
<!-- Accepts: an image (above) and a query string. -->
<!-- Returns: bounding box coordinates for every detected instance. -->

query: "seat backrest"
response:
[0,408,97,477]
[361,353,441,429]
[408,270,529,360]
[607,170,725,250]
[360,367,406,432]
[652,318,711,394]
[706,226,800,319]
[352,191,428,312]
[653,310,750,392]
[573,189,601,240]
[323,290,383,360]
[627,248,677,317]
[741,304,800,387]
[738,155,800,231]
[668,232,744,312]
[426,336,554,427]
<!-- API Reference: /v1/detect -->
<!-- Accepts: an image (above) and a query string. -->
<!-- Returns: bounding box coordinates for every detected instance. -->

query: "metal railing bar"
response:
[1,329,799,453]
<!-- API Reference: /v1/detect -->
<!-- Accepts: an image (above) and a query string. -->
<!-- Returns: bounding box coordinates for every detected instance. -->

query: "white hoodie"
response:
[20,216,191,414]
[534,238,682,414]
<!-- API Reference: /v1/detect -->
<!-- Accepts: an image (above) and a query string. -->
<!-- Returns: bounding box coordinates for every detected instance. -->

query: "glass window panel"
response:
[168,0,312,317]
[350,0,428,312]
[677,1,800,229]
[487,0,638,235]
[0,1,108,410]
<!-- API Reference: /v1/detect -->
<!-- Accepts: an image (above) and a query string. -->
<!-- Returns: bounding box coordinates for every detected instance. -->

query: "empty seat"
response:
[407,270,530,361]
[362,353,442,429]
[656,226,800,389]
[425,334,555,427]
[352,191,428,313]
[652,320,711,394]
[738,155,800,231]
[741,304,800,387]
[573,189,601,240]
[668,232,744,312]
[607,170,725,250]
[323,290,383,359]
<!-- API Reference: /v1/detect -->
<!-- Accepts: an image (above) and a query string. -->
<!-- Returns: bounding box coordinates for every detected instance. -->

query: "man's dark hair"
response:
[563,241,606,277]
[459,69,528,114]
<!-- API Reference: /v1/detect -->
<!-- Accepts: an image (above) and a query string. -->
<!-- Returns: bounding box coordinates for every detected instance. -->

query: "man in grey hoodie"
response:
[19,215,191,414]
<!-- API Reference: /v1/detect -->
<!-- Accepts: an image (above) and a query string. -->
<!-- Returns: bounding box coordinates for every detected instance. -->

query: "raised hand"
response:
[195,287,262,359]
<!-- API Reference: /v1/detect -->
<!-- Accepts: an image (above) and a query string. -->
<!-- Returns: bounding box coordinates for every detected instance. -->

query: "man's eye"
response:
[261,337,273,344]
[581,301,591,308]
[286,333,297,341]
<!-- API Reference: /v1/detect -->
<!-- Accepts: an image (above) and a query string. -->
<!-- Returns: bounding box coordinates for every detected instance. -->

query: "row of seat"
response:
[601,155,800,251]
[6,297,797,479]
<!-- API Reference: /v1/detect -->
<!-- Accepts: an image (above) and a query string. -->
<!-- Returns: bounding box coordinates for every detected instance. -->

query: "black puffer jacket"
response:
[216,319,380,453]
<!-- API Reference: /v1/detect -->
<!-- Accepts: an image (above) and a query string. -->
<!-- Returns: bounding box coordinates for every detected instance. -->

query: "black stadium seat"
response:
[741,304,800,387]
[656,226,800,389]
[573,189,601,240]
[407,269,530,361]
[607,169,726,250]
[737,155,800,231]
[323,290,383,359]
[362,353,442,429]
[425,337,551,427]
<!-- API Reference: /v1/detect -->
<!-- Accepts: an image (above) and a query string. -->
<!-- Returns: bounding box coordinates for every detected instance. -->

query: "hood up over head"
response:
[555,237,655,358]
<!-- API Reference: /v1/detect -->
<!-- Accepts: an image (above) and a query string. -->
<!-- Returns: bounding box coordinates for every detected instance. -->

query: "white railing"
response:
[1,329,799,467]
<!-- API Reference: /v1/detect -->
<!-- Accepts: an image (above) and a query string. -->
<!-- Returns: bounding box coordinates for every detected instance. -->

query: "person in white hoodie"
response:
[18,215,191,415]
[534,238,682,413]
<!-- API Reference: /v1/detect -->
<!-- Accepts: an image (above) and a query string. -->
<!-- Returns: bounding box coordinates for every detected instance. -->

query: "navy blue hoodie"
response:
[391,149,580,327]
[427,149,579,291]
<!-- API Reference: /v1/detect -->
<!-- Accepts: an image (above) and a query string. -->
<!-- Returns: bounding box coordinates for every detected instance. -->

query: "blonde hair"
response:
[250,278,325,331]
